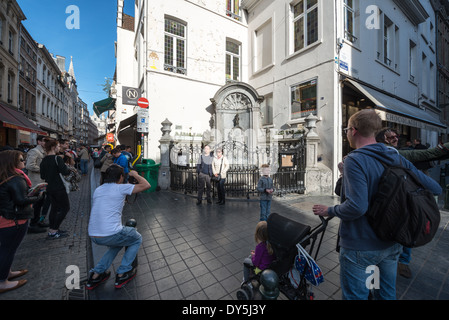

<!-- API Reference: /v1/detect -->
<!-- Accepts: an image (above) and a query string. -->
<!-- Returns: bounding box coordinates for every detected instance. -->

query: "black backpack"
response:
[365,159,441,248]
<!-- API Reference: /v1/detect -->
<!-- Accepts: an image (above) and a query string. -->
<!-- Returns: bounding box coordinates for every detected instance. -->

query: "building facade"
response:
[115,0,445,192]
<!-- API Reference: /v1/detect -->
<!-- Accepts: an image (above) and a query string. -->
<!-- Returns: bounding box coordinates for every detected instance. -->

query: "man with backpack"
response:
[312,109,441,300]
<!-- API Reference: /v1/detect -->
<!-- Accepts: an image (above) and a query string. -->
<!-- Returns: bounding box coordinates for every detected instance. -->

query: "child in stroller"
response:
[242,221,276,283]
[237,212,331,300]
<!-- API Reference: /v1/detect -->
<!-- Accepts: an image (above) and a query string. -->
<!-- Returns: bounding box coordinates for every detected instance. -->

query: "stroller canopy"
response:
[267,213,311,275]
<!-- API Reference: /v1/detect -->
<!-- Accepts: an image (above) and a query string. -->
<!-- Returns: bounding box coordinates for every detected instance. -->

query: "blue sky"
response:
[17,0,134,116]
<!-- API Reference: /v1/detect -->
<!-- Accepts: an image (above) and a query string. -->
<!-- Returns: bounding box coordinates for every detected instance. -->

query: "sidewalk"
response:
[2,164,449,300]
[1,163,92,300]
[87,168,449,300]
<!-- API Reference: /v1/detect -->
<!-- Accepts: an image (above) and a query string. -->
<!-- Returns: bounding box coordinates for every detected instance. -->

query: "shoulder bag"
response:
[55,156,71,194]
[212,158,223,182]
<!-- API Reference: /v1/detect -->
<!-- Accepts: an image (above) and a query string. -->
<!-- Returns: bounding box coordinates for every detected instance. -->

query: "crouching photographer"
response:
[86,164,150,290]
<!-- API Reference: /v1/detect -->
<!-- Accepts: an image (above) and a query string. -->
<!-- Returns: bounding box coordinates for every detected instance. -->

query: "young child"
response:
[63,155,81,191]
[243,221,275,282]
[257,164,274,221]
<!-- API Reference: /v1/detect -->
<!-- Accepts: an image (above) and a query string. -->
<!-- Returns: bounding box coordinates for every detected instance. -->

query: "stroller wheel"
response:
[243,284,254,300]
[236,289,249,300]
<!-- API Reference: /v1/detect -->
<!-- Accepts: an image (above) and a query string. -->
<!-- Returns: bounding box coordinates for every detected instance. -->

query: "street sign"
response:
[122,87,141,105]
[137,107,149,133]
[137,97,149,108]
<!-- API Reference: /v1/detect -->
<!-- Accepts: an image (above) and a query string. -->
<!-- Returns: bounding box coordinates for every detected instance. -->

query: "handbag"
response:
[212,158,223,182]
[55,156,71,194]
[294,243,324,286]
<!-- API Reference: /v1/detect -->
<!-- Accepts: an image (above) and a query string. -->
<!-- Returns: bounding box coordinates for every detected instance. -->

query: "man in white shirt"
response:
[86,164,150,290]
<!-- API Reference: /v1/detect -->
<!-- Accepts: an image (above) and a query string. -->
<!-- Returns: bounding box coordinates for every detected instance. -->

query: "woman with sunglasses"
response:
[0,150,43,293]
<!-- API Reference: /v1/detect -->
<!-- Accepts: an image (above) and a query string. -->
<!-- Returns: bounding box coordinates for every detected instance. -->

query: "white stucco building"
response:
[114,0,445,192]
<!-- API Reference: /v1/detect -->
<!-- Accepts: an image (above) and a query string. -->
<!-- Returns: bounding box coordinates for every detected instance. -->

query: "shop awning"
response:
[117,113,137,133]
[346,79,447,133]
[93,97,116,117]
[0,103,47,135]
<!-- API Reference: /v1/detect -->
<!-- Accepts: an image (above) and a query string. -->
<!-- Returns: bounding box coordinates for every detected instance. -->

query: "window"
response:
[7,73,13,103]
[226,39,241,82]
[262,94,273,126]
[254,20,272,72]
[377,13,399,71]
[8,30,13,55]
[291,79,317,119]
[422,53,428,97]
[226,0,241,21]
[164,18,187,75]
[430,62,435,101]
[290,0,318,53]
[409,40,416,82]
[344,0,357,43]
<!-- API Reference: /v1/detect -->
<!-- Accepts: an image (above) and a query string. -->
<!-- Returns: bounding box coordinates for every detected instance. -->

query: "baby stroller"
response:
[237,212,332,300]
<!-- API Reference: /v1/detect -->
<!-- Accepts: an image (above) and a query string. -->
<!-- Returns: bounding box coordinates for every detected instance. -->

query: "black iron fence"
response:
[169,140,306,199]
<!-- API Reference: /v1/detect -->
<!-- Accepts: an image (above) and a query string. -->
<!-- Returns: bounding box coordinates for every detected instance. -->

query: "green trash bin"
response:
[134,159,160,193]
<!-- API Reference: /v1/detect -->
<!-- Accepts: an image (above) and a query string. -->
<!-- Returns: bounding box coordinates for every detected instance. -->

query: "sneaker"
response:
[86,271,111,290]
[46,231,68,240]
[114,268,137,289]
[398,263,412,278]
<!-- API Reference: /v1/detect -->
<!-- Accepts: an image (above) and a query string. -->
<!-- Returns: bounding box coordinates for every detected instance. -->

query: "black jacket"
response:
[0,175,40,220]
[40,155,71,192]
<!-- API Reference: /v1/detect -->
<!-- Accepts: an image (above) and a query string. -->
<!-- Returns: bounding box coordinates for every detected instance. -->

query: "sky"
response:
[17,0,134,117]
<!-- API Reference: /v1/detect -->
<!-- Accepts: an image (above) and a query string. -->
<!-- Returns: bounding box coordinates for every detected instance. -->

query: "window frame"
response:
[290,78,318,120]
[164,17,187,75]
[289,0,319,55]
[343,0,358,44]
[225,39,241,82]
[226,0,241,21]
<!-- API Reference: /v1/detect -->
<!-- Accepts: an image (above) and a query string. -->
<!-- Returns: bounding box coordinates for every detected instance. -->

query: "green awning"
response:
[93,97,116,117]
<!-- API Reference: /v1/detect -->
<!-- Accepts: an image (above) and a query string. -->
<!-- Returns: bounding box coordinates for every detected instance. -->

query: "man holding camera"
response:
[86,164,150,290]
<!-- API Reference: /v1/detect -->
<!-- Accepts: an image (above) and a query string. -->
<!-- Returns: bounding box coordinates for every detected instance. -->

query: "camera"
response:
[128,175,138,184]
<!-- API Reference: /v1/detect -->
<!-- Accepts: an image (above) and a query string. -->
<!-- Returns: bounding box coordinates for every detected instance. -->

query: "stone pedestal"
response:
[304,114,332,195]
[158,119,172,190]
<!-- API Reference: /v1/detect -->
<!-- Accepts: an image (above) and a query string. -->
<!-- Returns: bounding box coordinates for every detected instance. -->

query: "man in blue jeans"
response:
[86,165,150,289]
[78,145,89,176]
[312,109,441,300]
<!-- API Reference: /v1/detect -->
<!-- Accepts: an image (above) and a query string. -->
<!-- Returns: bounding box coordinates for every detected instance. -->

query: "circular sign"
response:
[137,97,149,108]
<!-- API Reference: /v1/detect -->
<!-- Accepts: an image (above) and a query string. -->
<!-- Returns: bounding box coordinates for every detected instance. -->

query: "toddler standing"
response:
[257,164,274,221]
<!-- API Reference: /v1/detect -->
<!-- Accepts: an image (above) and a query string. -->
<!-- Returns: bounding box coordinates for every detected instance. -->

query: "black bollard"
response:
[259,269,279,300]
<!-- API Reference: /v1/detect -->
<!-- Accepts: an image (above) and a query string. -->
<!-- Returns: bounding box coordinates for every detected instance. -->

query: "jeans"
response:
[0,221,28,281]
[260,200,271,221]
[91,226,142,275]
[339,243,402,300]
[47,188,70,230]
[80,159,88,175]
[197,172,211,201]
[216,178,226,202]
[399,246,411,265]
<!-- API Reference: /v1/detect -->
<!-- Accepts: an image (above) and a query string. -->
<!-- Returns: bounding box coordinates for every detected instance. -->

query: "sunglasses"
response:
[343,127,357,134]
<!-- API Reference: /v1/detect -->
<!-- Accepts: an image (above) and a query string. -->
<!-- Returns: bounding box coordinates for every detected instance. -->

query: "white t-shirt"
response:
[88,183,135,237]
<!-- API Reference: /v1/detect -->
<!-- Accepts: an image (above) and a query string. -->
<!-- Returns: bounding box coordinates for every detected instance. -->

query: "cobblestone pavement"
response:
[2,163,449,301]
